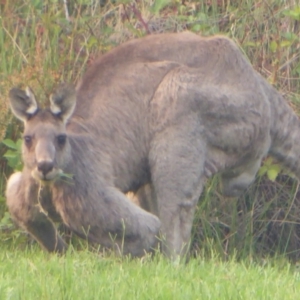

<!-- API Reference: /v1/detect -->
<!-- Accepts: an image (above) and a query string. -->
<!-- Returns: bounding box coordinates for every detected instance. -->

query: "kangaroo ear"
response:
[9,87,39,122]
[50,83,76,123]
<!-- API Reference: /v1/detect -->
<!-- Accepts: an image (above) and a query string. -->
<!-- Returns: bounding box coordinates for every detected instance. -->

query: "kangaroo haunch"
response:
[6,32,300,257]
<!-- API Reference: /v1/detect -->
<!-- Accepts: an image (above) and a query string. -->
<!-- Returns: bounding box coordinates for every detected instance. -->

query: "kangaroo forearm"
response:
[26,217,67,253]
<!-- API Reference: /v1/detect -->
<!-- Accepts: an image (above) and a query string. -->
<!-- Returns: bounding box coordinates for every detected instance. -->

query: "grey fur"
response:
[6,32,300,258]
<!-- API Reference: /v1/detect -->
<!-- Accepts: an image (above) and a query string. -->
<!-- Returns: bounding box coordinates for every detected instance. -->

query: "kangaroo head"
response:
[9,84,76,183]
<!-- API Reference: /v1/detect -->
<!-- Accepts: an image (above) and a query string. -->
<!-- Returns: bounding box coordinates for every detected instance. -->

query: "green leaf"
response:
[270,41,278,53]
[151,0,171,14]
[87,36,98,50]
[282,32,298,41]
[280,40,292,48]
[258,165,268,177]
[2,139,18,150]
[3,139,23,170]
[283,8,300,20]
[191,24,202,32]
[59,172,74,180]
[16,139,22,150]
[244,41,258,47]
[3,150,18,159]
[266,165,281,182]
[0,212,14,228]
[8,157,20,168]
[267,169,279,181]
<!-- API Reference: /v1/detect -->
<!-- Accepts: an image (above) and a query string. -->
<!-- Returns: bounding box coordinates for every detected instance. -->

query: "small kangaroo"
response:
[6,32,300,258]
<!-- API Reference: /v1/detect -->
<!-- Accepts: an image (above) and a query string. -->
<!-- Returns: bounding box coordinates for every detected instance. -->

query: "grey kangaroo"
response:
[6,32,300,258]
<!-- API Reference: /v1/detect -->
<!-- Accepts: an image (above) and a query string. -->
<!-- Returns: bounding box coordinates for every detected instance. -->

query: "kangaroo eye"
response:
[23,136,32,147]
[57,134,67,146]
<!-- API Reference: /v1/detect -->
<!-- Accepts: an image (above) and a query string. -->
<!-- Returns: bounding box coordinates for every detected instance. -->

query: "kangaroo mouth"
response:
[31,168,61,183]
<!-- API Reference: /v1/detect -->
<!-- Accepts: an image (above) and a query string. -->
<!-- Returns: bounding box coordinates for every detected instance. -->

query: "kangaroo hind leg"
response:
[149,125,206,259]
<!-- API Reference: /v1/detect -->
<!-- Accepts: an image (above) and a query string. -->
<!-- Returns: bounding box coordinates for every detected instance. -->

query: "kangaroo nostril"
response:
[37,161,54,176]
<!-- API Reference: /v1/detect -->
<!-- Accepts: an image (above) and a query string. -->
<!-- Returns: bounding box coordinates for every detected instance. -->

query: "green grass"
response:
[1,0,300,259]
[1,245,300,300]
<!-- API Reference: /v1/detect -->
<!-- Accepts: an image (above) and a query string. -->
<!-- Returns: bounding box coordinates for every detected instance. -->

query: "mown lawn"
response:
[1,245,300,300]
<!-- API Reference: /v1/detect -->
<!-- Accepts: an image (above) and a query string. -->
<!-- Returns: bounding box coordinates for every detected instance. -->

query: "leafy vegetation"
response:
[1,0,300,264]
[2,139,22,171]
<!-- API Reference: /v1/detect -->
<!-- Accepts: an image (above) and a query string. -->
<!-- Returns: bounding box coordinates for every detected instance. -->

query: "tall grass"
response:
[0,0,300,260]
